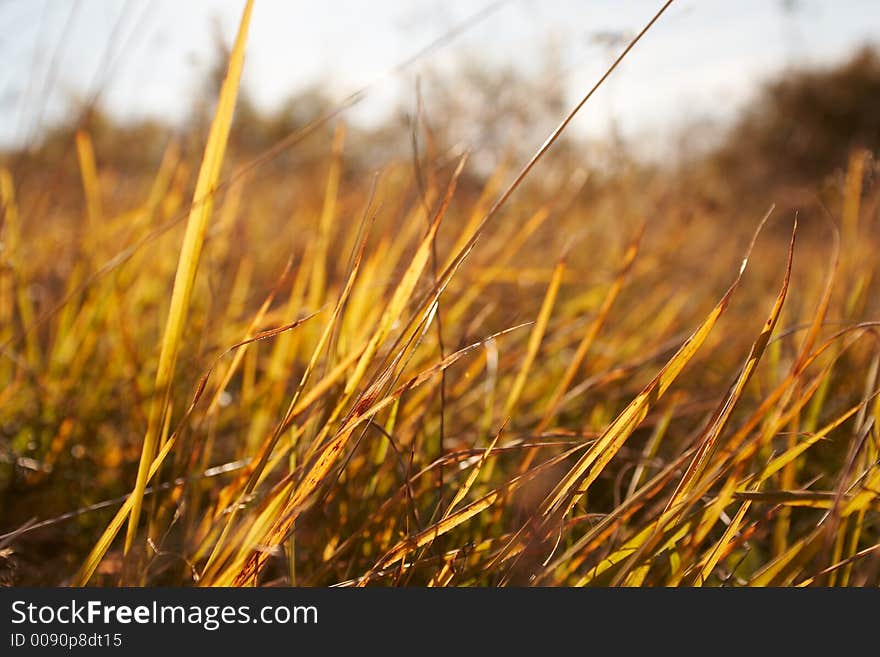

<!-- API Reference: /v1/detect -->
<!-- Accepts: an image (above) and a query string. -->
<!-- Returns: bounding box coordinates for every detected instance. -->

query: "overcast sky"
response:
[1,0,879,151]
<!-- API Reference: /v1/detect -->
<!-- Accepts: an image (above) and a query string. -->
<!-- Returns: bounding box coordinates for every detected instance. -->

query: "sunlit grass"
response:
[1,1,878,587]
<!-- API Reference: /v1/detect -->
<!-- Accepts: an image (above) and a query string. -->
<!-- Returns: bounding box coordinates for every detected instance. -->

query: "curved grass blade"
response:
[123,0,254,555]
[663,221,796,516]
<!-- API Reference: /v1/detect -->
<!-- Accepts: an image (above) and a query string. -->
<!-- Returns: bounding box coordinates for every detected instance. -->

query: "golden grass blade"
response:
[695,498,752,586]
[210,325,528,584]
[0,170,41,370]
[793,223,838,373]
[343,155,467,398]
[664,221,796,515]
[123,0,254,554]
[543,211,774,522]
[266,245,314,381]
[198,202,375,578]
[205,342,366,532]
[691,470,739,548]
[750,399,867,484]
[143,141,182,224]
[552,290,726,516]
[492,209,774,580]
[772,217,836,554]
[749,532,820,586]
[307,122,345,311]
[502,260,565,418]
[357,442,590,586]
[576,522,691,586]
[73,434,178,586]
[427,560,456,587]
[799,541,880,587]
[750,433,878,586]
[840,509,867,586]
[573,523,655,586]
[446,203,553,326]
[538,224,643,432]
[626,402,675,500]
[205,259,296,417]
[537,449,695,584]
[75,130,103,230]
[440,160,509,273]
[444,430,502,517]
[611,243,822,586]
[286,189,378,454]
[365,490,502,580]
[209,479,296,587]
[621,522,692,587]
[842,149,867,246]
[842,464,880,516]
[629,337,875,584]
[716,326,876,478]
[732,490,880,511]
[74,309,316,584]
[298,327,528,511]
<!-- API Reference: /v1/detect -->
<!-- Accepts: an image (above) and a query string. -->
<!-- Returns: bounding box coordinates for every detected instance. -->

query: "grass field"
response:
[1,1,879,587]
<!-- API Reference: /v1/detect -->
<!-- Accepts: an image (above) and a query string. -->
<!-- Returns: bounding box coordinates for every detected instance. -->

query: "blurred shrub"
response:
[714,45,880,192]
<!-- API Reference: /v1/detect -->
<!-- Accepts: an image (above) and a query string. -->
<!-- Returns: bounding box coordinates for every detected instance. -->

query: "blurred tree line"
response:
[3,43,878,208]
[714,45,880,194]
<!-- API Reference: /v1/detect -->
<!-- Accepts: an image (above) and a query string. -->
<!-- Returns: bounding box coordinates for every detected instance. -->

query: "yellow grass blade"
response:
[575,521,691,586]
[841,149,867,246]
[695,498,752,586]
[0,170,41,370]
[300,328,526,515]
[502,260,565,418]
[493,210,774,578]
[445,430,501,517]
[626,402,675,499]
[537,449,694,584]
[749,532,820,586]
[692,470,739,548]
[840,509,867,586]
[74,435,178,585]
[664,221,796,515]
[502,300,720,576]
[751,400,865,484]
[343,155,467,398]
[75,130,103,230]
[538,224,642,431]
[842,464,880,516]
[574,523,655,585]
[75,309,315,584]
[732,490,880,511]
[209,479,296,587]
[542,218,768,522]
[366,490,502,579]
[206,260,295,417]
[212,325,527,584]
[307,122,345,310]
[199,206,374,578]
[124,0,254,554]
[446,203,553,326]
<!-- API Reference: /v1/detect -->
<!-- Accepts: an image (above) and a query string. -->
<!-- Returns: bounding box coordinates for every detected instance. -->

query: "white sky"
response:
[1,0,879,151]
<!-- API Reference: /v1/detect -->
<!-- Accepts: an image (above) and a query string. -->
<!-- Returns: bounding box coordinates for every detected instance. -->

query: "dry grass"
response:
[1,1,879,587]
